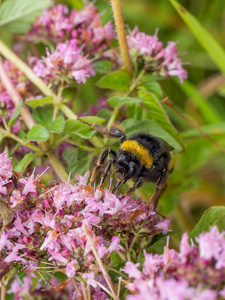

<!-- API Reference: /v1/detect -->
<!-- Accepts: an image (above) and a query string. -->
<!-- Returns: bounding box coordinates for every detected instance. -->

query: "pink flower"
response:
[66,260,77,277]
[179,232,192,260]
[123,262,143,279]
[0,232,13,251]
[156,277,194,300]
[10,190,24,207]
[127,27,188,83]
[0,151,13,179]
[4,243,26,264]
[31,40,95,85]
[143,253,162,276]
[154,218,171,234]
[197,225,223,262]
[108,236,123,252]
[19,174,37,195]
[40,229,58,250]
[83,271,97,288]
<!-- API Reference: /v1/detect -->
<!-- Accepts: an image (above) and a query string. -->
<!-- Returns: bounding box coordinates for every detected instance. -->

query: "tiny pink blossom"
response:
[154,218,171,234]
[83,271,97,288]
[4,243,26,264]
[66,260,77,277]
[9,190,24,207]
[19,174,36,195]
[179,232,192,260]
[40,229,58,250]
[108,236,123,252]
[0,151,13,179]
[123,262,143,279]
[0,232,13,251]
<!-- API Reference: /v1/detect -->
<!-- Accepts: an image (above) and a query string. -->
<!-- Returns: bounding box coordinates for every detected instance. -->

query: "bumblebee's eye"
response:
[127,164,136,179]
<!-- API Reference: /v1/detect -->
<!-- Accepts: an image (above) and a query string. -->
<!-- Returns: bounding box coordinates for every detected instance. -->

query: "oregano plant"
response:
[0,0,225,299]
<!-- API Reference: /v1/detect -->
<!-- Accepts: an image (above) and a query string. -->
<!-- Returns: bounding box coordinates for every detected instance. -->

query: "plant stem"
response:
[111,0,132,77]
[60,103,77,119]
[81,282,88,300]
[117,277,122,297]
[82,225,119,299]
[87,285,91,300]
[107,266,129,279]
[72,278,83,298]
[95,280,114,298]
[0,277,6,300]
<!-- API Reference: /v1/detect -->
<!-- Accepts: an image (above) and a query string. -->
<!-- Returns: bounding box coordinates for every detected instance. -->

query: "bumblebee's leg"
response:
[99,150,116,187]
[92,123,126,140]
[149,169,168,208]
[124,177,144,197]
[90,149,110,184]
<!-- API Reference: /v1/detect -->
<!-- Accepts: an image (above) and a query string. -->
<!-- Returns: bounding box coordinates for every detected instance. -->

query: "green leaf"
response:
[140,79,163,99]
[174,78,222,124]
[63,148,91,177]
[122,118,183,153]
[79,116,105,125]
[0,27,13,47]
[26,96,53,108]
[8,100,22,130]
[66,0,84,10]
[27,125,50,141]
[190,206,225,241]
[107,96,142,110]
[97,70,131,91]
[139,90,184,152]
[127,103,143,120]
[169,0,225,75]
[14,152,35,173]
[51,116,65,134]
[0,0,51,34]
[64,120,95,139]
[93,60,112,73]
[33,107,64,133]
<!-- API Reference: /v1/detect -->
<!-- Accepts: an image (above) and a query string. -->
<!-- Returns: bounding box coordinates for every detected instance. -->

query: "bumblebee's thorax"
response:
[120,139,153,169]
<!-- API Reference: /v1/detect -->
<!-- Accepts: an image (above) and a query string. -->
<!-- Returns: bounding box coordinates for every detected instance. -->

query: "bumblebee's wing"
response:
[153,137,174,159]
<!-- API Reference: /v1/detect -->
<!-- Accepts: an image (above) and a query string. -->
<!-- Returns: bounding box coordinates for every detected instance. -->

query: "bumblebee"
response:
[90,124,174,206]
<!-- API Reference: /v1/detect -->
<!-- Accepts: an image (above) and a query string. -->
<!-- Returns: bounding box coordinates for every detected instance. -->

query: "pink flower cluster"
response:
[0,151,169,298]
[27,3,115,55]
[29,39,95,84]
[123,226,225,300]
[127,27,188,83]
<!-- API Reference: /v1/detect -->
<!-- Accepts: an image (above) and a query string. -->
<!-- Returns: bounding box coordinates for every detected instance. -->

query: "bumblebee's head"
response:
[112,155,137,194]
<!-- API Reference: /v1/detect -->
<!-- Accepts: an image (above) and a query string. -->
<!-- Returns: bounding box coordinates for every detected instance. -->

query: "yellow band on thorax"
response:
[121,140,153,168]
